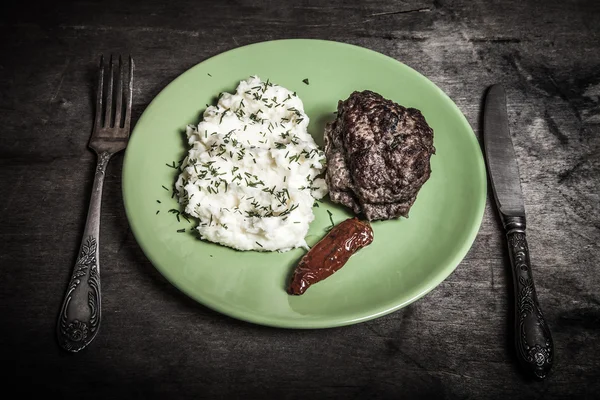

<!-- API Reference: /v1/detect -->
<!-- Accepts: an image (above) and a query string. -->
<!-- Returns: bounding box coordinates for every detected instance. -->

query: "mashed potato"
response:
[175,76,327,251]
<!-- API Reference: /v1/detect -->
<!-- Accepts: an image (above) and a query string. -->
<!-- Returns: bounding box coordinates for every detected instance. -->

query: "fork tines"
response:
[94,54,134,134]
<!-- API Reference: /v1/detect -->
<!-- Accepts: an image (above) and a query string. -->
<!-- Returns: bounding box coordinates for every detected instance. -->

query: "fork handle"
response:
[57,151,111,352]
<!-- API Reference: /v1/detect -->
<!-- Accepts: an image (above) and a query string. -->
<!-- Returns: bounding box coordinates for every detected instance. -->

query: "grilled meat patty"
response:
[324,90,435,221]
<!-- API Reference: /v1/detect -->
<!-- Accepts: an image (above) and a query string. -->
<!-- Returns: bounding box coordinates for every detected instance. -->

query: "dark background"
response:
[1,0,599,398]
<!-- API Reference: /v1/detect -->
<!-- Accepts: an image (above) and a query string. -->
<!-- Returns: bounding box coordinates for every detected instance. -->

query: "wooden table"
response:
[2,0,599,398]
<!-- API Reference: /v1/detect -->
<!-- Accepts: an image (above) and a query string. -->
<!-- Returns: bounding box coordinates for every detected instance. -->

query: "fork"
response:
[57,55,134,352]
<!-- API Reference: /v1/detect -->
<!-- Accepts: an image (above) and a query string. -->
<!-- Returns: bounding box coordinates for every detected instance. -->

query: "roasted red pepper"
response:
[288,218,374,295]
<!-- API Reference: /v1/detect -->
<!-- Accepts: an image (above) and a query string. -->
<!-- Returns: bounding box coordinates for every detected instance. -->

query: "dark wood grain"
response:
[1,0,599,398]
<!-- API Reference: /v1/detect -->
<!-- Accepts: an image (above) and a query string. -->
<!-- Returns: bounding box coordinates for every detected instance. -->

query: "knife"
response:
[483,84,554,379]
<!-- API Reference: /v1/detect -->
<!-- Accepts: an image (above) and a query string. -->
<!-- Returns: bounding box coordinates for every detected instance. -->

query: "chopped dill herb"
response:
[390,136,402,150]
[168,208,181,222]
[326,210,335,231]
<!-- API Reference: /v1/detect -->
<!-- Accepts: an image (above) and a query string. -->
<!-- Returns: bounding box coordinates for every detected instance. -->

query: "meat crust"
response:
[324,91,435,220]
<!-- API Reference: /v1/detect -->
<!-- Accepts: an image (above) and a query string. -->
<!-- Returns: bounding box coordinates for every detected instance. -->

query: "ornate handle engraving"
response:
[58,236,101,351]
[96,150,111,173]
[506,222,553,379]
[57,152,110,352]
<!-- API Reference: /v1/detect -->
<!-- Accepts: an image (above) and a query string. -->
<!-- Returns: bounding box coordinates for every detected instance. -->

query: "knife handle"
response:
[505,218,554,379]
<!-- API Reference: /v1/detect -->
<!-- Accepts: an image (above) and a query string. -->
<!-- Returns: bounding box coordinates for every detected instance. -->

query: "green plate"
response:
[122,39,486,328]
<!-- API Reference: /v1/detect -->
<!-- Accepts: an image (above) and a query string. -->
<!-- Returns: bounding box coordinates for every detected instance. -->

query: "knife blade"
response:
[483,84,554,380]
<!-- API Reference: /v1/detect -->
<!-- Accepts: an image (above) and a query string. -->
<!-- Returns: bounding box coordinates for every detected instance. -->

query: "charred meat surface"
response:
[324,91,435,220]
[288,218,373,295]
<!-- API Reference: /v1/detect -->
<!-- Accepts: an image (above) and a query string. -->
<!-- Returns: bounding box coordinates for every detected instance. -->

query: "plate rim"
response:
[122,38,487,329]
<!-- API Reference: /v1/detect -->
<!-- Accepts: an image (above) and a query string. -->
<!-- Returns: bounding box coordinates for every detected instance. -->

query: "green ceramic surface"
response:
[122,39,486,328]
